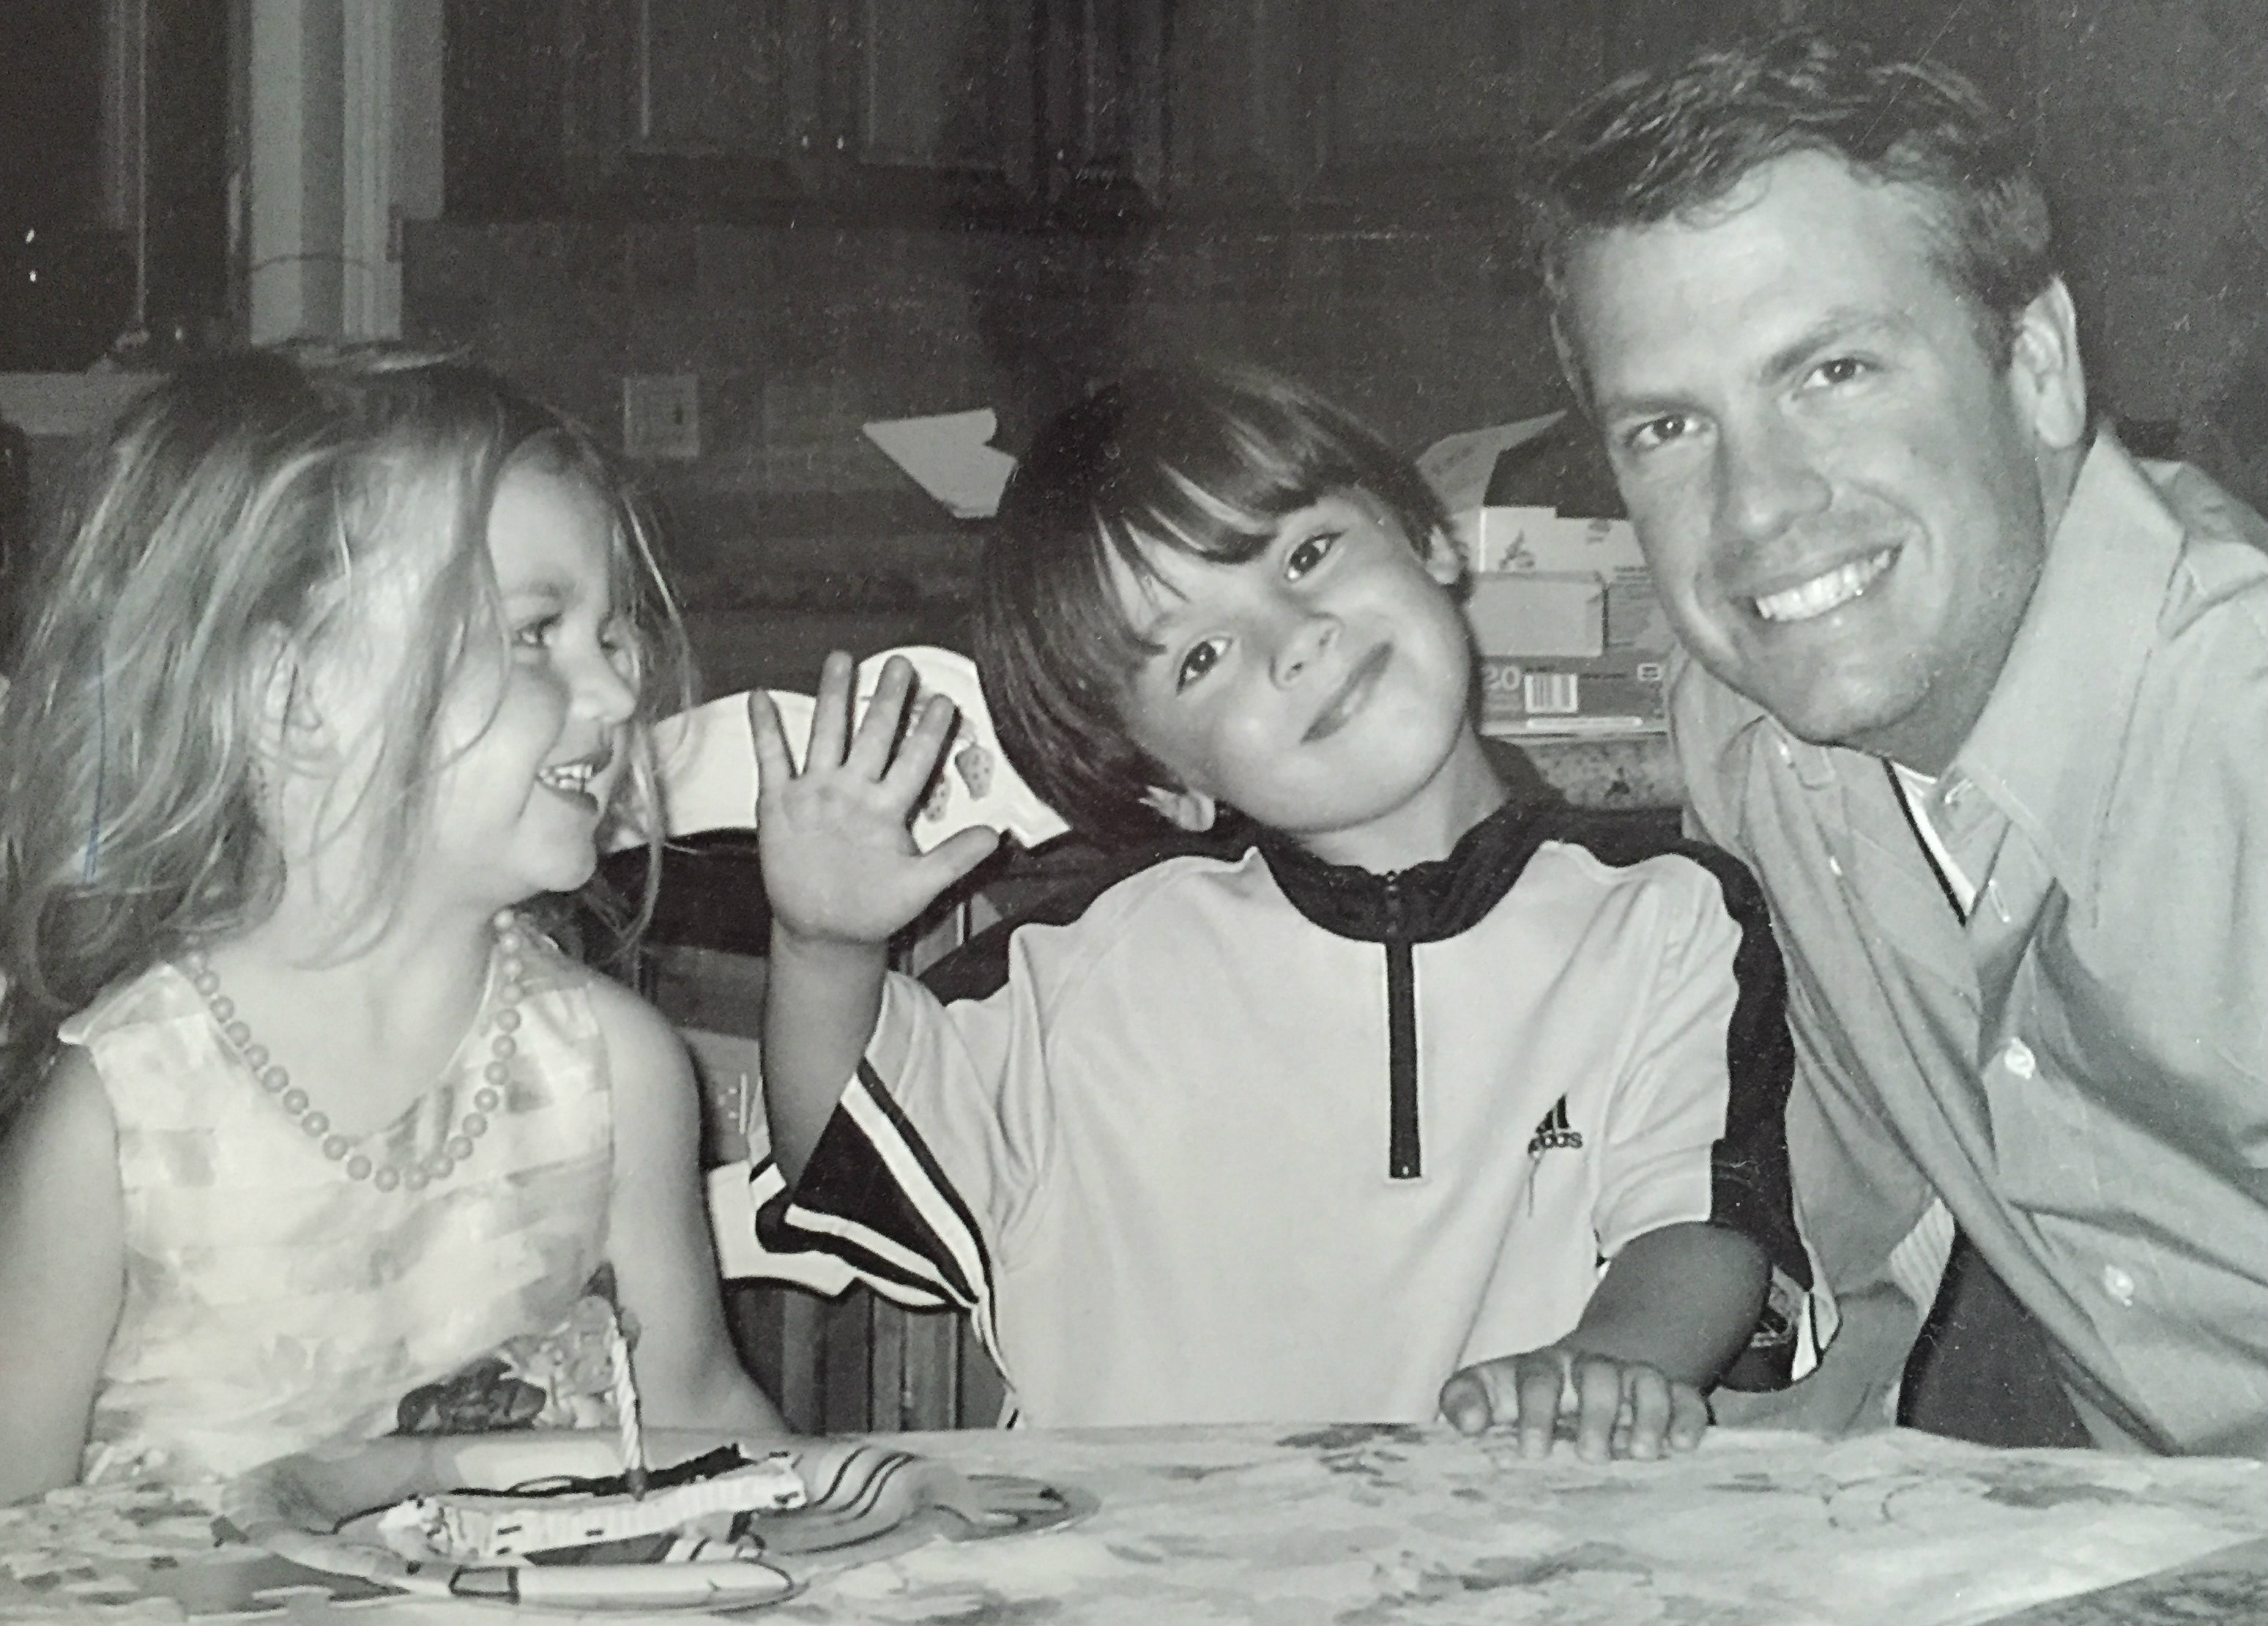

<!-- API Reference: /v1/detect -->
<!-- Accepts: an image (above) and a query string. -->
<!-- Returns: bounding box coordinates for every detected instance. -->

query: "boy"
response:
[751,365,1808,1459]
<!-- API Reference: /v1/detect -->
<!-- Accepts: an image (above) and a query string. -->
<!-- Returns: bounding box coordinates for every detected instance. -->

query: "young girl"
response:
[0,348,784,1502]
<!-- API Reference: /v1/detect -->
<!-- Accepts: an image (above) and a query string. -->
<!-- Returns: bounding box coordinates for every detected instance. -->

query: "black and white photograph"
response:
[4,4,2268,1620]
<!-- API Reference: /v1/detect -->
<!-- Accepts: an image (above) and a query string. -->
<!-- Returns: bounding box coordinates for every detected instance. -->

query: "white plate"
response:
[219,1428,1094,1614]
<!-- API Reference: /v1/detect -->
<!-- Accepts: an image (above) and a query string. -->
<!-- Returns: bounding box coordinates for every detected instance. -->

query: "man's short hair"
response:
[1527,29,2055,369]
[975,363,1451,843]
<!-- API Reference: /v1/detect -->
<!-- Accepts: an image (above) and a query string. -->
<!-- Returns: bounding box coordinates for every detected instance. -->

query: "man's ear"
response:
[2008,278,2088,453]
[1139,782,1219,833]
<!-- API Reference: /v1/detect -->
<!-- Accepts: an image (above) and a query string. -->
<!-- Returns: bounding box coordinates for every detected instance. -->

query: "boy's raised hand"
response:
[750,652,1002,949]
[1438,1345,1709,1463]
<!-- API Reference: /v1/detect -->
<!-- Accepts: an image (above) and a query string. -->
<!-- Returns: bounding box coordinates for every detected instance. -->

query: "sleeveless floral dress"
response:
[60,932,617,1485]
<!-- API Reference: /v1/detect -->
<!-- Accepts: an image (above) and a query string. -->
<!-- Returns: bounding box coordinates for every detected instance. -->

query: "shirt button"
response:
[1826,855,1844,877]
[2001,1039,2037,1078]
[2101,1264,2136,1306]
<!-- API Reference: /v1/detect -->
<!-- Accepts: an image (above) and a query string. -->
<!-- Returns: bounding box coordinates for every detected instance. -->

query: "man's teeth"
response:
[1754,550,1894,623]
[540,762,596,793]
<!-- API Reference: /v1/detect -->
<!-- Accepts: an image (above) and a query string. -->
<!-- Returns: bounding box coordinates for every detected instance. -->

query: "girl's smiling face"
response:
[420,458,641,910]
[1110,486,1500,870]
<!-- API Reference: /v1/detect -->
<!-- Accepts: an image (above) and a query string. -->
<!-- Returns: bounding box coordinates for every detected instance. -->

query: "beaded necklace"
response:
[177,913,529,1192]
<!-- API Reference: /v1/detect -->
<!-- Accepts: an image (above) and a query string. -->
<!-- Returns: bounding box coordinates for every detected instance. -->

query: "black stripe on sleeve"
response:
[756,1177,949,1307]
[1553,810,1807,1293]
[775,1062,997,1317]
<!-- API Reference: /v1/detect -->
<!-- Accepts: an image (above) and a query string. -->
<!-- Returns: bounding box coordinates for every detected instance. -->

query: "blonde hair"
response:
[0,346,691,1128]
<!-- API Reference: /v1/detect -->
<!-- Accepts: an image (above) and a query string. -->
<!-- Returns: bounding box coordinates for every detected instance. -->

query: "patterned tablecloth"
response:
[7,1422,2268,1624]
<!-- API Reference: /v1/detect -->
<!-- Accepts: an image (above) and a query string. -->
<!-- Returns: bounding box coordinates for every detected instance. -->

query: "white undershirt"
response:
[1889,762,1978,916]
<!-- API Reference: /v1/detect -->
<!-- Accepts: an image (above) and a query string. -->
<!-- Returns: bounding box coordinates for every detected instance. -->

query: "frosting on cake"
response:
[376,1452,804,1562]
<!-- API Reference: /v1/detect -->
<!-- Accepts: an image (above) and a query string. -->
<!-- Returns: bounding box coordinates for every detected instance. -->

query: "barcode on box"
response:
[1523,672,1580,715]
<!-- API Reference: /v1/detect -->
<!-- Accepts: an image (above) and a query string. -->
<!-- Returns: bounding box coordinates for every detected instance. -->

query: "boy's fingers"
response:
[1621,1367,1673,1460]
[846,656,918,776]
[1572,1358,1624,1463]
[1667,1384,1711,1452]
[918,825,1003,893]
[883,694,962,798]
[808,650,858,768]
[1440,1354,1706,1461]
[1516,1354,1570,1458]
[748,690,795,806]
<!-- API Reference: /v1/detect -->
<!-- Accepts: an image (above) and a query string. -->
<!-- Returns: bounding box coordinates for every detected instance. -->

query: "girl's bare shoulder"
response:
[0,1045,122,1247]
[579,966,694,1094]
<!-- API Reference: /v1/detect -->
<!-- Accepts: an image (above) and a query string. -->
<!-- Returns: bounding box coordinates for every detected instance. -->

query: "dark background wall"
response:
[401,211,1569,692]
[390,1,2258,697]
[2037,3,2268,500]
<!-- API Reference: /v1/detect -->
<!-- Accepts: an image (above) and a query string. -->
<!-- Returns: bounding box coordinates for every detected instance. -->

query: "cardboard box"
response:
[1462,508,1643,578]
[1462,571,1605,660]
[1455,507,1674,658]
[1601,572,1664,651]
[1476,650,1668,737]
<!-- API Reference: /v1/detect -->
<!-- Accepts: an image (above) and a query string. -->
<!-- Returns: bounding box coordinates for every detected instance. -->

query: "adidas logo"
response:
[1527,1095,1583,1154]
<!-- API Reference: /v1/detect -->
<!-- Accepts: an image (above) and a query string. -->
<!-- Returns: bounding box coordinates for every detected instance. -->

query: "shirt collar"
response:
[1260,795,1566,943]
[1951,432,2185,912]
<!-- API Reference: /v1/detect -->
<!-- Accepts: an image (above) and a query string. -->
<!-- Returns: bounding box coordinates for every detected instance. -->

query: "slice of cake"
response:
[377,1448,805,1562]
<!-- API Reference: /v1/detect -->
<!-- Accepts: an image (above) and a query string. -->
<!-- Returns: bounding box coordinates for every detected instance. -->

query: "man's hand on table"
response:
[1708,1282,1919,1436]
[1439,1345,1709,1463]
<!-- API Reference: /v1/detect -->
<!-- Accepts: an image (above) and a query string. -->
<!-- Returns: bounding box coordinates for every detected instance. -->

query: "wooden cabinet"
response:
[557,0,821,205]
[1161,0,2031,218]
[727,1279,1009,1433]
[559,0,1039,212]
[448,0,2032,226]
[1795,0,2034,129]
[1159,0,1314,209]
[1037,0,1165,213]
[1164,0,1785,214]
[449,0,1161,222]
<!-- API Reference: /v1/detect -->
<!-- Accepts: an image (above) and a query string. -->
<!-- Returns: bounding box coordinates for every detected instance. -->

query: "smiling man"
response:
[1533,31,2268,1455]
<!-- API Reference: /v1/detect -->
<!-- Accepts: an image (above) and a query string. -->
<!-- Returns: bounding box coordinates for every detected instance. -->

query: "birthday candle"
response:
[608,1307,649,1499]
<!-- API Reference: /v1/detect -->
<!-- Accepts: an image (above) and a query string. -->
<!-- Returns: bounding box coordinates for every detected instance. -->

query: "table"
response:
[7,1422,2268,1624]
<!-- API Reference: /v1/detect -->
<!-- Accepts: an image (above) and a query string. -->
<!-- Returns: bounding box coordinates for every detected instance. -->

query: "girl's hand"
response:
[749,652,1001,951]
[1438,1344,1710,1462]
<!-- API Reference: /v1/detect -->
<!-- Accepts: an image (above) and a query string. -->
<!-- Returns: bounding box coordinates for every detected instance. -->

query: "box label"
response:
[1477,653,1667,736]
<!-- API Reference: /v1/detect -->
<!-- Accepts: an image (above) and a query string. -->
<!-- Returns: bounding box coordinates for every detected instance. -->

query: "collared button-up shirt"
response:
[1674,433,2268,1454]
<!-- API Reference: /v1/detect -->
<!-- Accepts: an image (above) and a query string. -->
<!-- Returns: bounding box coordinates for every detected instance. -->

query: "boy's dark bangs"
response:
[1088,396,1395,675]
[1097,399,1367,579]
[1071,508,1181,673]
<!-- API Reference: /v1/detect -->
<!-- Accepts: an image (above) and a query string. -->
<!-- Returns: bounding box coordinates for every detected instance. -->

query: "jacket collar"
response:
[1259,796,1568,943]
